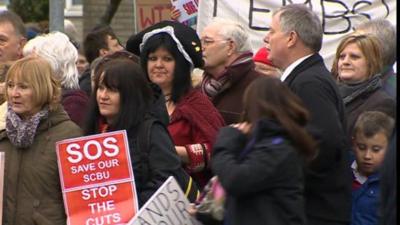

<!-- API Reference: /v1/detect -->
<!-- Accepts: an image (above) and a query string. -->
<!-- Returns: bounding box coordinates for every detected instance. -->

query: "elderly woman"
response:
[0,57,82,225]
[127,21,225,189]
[331,34,395,137]
[23,31,88,127]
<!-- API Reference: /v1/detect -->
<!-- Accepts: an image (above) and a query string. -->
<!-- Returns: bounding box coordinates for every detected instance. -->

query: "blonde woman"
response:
[331,34,395,137]
[0,57,82,225]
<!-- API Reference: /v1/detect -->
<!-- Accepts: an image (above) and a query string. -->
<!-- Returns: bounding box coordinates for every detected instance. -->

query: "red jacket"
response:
[168,89,225,188]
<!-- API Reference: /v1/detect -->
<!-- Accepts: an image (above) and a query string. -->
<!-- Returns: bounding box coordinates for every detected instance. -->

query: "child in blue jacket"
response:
[351,111,395,225]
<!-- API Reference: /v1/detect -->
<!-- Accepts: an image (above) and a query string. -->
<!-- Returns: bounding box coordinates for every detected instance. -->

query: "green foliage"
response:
[8,0,49,22]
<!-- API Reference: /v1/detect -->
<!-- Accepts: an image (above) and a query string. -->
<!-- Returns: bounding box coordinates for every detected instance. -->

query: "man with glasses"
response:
[200,18,260,125]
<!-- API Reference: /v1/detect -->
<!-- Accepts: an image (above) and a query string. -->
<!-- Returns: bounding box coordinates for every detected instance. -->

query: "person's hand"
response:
[170,6,182,20]
[188,203,198,216]
[254,62,282,78]
[230,122,252,135]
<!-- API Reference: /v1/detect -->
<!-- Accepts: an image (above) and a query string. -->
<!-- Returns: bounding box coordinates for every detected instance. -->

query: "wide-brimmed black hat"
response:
[126,20,203,68]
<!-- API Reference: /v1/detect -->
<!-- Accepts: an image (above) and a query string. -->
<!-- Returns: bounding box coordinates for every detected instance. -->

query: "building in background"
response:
[2,0,172,47]
[76,0,171,46]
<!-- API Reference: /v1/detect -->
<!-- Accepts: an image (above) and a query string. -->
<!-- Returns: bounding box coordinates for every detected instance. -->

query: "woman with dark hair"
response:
[84,58,190,206]
[91,50,169,126]
[128,21,225,189]
[211,76,317,225]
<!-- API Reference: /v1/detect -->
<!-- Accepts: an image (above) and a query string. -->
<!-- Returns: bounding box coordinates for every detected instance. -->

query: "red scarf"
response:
[171,89,225,145]
[98,117,109,133]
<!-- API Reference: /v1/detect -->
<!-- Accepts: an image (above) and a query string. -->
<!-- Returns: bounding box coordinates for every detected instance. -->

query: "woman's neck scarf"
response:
[6,105,49,148]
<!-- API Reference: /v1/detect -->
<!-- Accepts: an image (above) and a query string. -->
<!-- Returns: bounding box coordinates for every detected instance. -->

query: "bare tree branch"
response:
[99,0,123,25]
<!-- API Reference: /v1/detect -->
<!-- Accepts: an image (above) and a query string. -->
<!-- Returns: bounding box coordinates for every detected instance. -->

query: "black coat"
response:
[78,68,92,97]
[283,54,351,223]
[212,119,306,225]
[125,119,183,207]
[339,76,396,138]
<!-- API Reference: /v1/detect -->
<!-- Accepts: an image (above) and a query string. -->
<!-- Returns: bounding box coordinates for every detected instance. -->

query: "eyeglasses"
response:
[200,38,230,47]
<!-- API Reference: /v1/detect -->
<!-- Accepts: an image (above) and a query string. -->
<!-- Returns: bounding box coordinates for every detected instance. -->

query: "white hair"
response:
[23,31,79,89]
[208,17,252,53]
[64,19,78,43]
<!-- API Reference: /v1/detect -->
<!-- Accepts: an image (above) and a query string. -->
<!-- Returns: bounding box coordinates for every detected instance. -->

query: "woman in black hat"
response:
[127,21,225,189]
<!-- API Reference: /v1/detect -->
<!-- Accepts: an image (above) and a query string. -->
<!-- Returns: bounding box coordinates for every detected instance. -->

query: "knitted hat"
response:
[253,47,274,66]
[126,20,203,68]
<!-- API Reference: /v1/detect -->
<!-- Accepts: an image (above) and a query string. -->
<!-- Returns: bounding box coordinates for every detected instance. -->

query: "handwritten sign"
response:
[56,130,138,225]
[170,0,199,28]
[136,0,172,31]
[128,176,201,225]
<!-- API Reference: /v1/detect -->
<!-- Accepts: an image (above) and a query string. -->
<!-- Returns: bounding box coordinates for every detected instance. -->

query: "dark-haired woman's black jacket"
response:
[125,120,183,206]
[212,119,306,225]
[149,83,169,126]
[338,75,396,138]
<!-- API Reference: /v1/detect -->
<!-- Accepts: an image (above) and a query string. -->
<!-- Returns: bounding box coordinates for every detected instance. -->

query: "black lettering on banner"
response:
[145,200,163,223]
[320,0,390,35]
[156,192,170,211]
[175,200,190,221]
[381,0,390,18]
[135,179,197,225]
[213,0,218,16]
[248,0,270,31]
[321,0,351,34]
[211,0,392,37]
[137,217,152,225]
[352,1,372,20]
[166,178,180,201]
[168,206,184,225]
[283,0,312,8]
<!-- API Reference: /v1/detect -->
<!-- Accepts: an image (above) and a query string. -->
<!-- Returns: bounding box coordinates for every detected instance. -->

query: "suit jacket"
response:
[284,53,351,223]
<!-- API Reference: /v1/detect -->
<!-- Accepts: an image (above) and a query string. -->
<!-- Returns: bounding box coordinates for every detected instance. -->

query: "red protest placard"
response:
[57,130,133,189]
[56,130,138,225]
[65,182,136,225]
[136,0,172,31]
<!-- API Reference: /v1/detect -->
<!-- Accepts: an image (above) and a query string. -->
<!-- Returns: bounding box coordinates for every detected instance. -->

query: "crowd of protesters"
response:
[0,4,396,225]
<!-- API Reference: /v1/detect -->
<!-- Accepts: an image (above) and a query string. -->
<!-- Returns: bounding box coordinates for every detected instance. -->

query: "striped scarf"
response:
[201,52,253,98]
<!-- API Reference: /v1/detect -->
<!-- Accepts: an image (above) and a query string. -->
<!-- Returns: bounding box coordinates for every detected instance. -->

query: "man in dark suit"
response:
[264,4,351,225]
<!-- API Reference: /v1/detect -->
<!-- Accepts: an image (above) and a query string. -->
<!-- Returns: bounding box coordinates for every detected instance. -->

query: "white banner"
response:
[197,0,396,69]
[128,176,201,225]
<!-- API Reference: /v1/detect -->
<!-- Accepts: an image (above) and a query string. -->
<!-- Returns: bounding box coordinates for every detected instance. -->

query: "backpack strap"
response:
[136,116,157,185]
[136,115,200,202]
